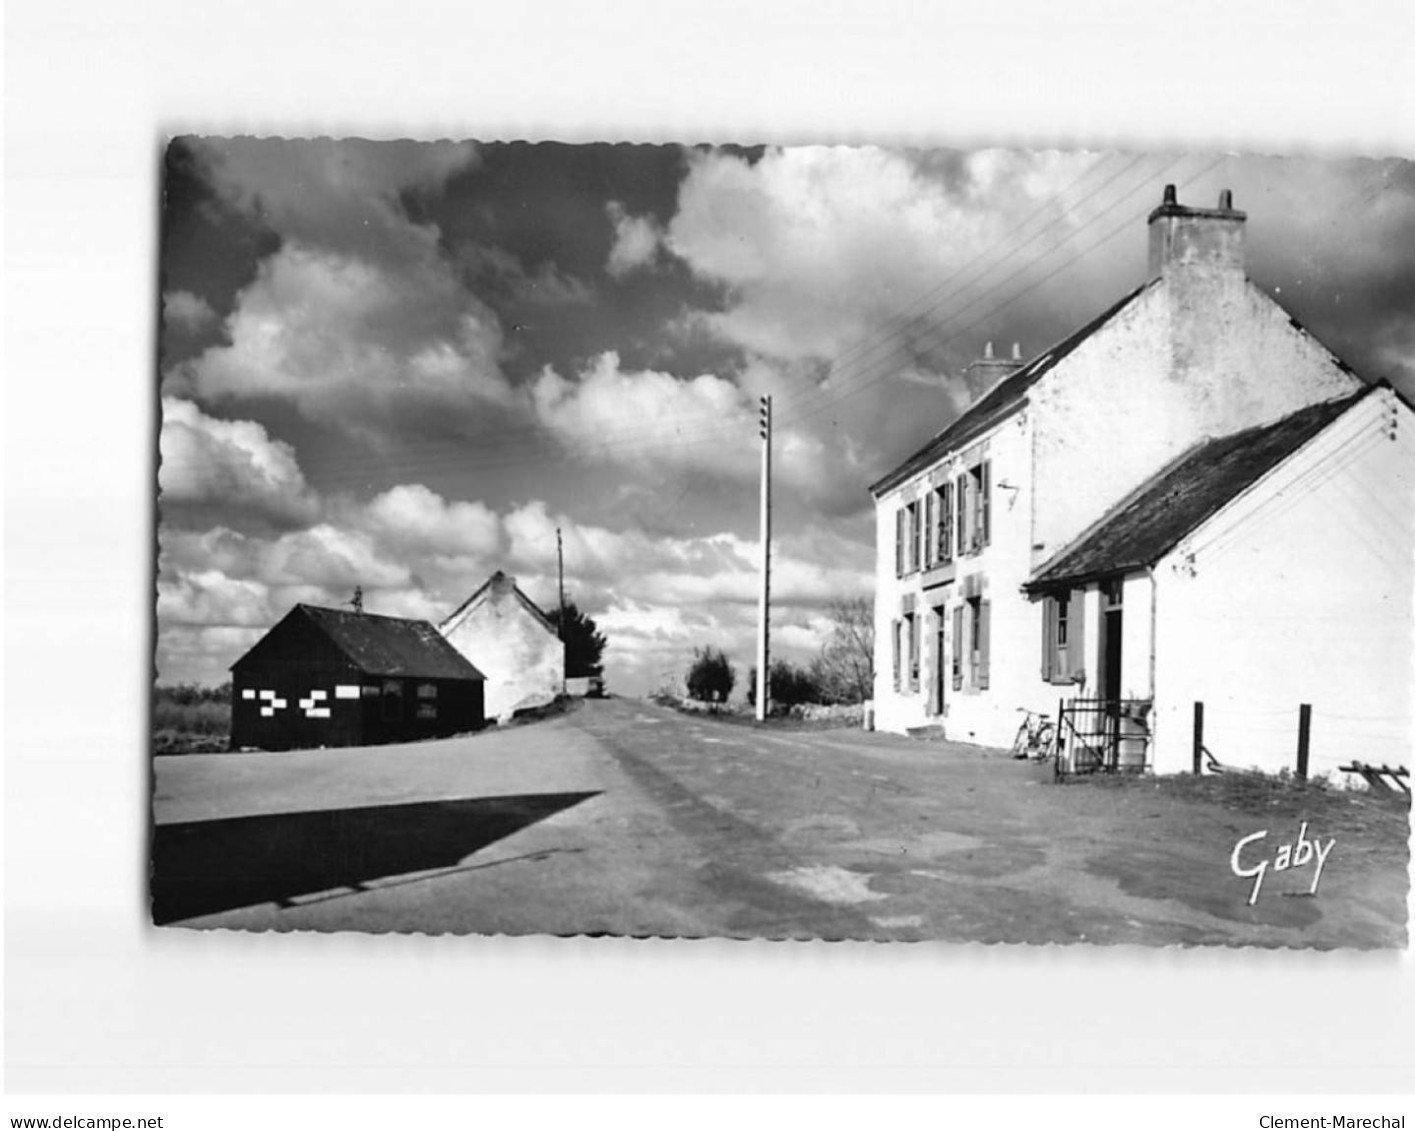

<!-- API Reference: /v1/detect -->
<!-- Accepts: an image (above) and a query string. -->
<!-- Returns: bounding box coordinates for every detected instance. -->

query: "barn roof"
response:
[1024,386,1375,592]
[870,280,1156,497]
[291,605,486,681]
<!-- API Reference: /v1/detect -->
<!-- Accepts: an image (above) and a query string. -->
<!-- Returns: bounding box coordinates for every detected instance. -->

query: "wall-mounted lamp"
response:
[996,480,1021,508]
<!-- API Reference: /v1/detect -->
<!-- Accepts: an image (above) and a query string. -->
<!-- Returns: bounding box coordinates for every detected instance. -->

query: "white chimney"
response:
[1148,185,1246,279]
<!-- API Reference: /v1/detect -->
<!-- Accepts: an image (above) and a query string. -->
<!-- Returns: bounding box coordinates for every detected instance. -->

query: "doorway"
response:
[933,608,947,716]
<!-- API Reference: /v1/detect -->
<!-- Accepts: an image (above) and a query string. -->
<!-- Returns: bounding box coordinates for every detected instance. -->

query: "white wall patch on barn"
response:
[242,689,256,700]
[335,685,360,699]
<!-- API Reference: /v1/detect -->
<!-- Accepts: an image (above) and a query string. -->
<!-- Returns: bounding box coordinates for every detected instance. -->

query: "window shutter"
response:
[892,620,901,691]
[978,599,991,690]
[923,491,934,569]
[940,482,953,563]
[1067,588,1086,685]
[980,460,992,547]
[956,473,969,557]
[1041,597,1055,682]
[895,509,905,577]
[951,605,964,690]
[908,615,920,688]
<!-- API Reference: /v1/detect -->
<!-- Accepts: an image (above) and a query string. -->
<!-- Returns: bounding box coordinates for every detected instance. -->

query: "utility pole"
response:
[756,395,772,722]
[556,527,567,693]
[556,527,566,636]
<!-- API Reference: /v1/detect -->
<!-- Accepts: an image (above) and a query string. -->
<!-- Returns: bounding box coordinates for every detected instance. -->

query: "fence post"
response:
[1296,703,1311,781]
[1192,701,1204,774]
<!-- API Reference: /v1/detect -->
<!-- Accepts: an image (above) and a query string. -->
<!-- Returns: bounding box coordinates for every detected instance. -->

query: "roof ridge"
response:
[869,279,1156,496]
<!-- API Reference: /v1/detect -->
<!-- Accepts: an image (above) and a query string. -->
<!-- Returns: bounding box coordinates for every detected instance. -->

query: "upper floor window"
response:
[895,499,923,576]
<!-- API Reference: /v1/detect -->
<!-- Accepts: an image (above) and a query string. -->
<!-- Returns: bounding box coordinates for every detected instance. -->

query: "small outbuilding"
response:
[230,604,486,751]
[440,571,566,720]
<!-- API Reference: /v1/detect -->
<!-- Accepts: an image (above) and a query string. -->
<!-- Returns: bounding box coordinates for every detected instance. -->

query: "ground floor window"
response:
[1042,589,1086,684]
[952,599,991,691]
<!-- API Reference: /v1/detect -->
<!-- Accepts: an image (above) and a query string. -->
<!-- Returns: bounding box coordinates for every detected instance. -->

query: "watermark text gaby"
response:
[1230,821,1334,906]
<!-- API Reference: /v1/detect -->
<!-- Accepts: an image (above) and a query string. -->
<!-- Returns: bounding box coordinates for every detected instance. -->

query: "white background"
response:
[5,0,1415,1095]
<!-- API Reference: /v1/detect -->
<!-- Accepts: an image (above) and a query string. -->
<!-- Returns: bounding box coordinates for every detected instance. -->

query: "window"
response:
[906,500,921,573]
[417,683,437,699]
[891,619,902,690]
[951,605,964,691]
[1042,589,1086,684]
[922,491,935,569]
[963,459,991,554]
[955,472,969,558]
[936,481,953,565]
[967,596,990,690]
[905,611,920,691]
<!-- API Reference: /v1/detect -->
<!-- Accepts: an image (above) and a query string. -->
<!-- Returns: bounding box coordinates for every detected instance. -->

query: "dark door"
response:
[934,612,947,716]
[1102,609,1122,701]
[1100,581,1124,768]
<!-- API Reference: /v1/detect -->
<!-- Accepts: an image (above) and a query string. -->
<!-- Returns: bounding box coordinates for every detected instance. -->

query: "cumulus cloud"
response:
[163,290,217,333]
[165,242,515,439]
[662,146,1105,367]
[605,200,665,277]
[530,350,752,476]
[159,397,320,529]
[188,137,477,267]
[165,138,518,443]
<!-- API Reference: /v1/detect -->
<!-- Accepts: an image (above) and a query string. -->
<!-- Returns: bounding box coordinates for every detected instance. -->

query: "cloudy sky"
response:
[156,139,1415,695]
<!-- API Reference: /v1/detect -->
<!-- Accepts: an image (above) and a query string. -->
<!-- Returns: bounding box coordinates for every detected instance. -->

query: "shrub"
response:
[686,647,736,704]
[747,660,825,710]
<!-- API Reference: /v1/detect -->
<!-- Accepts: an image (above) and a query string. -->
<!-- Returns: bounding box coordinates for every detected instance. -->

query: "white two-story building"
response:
[868,186,1407,776]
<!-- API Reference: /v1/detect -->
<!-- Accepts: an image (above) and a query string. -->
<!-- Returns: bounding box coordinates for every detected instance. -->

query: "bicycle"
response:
[1011,708,1057,762]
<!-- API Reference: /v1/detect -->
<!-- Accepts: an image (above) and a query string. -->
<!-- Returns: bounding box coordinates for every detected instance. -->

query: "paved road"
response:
[152,697,1408,945]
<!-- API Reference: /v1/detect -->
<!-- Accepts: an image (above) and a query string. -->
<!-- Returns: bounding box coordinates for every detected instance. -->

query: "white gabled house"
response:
[868,185,1409,775]
[1024,384,1413,780]
[440,571,565,721]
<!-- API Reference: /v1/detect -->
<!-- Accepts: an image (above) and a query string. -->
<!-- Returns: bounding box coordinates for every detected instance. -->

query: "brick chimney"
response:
[964,340,1026,388]
[1148,185,1246,279]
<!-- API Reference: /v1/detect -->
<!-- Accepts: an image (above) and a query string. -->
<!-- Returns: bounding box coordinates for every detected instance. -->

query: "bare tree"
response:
[811,596,875,704]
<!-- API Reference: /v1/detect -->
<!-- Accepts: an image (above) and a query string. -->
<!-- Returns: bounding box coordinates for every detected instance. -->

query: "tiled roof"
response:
[869,281,1156,496]
[1025,387,1374,591]
[297,605,486,681]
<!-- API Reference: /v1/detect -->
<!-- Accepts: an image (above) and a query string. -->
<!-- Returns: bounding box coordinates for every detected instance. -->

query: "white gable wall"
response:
[1031,279,1363,569]
[442,585,565,720]
[1150,391,1413,779]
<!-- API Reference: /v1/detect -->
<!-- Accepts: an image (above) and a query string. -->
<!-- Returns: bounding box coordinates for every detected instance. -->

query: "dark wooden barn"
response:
[230,604,487,751]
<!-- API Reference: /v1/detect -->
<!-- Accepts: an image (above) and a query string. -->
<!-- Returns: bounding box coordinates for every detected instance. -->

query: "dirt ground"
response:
[152,697,1409,946]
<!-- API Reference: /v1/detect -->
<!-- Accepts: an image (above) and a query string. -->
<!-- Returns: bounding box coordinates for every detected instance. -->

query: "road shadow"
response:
[151,792,598,925]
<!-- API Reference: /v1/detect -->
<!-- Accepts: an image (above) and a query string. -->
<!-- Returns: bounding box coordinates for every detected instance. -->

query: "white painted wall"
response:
[1030,277,1362,567]
[442,580,565,720]
[1150,391,1414,780]
[874,409,1080,747]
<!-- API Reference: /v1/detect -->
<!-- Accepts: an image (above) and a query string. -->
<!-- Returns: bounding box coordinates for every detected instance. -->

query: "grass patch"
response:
[1074,767,1410,835]
[152,684,230,755]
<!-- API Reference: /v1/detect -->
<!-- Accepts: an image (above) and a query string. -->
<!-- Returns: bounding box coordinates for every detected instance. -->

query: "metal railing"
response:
[1056,698,1153,776]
